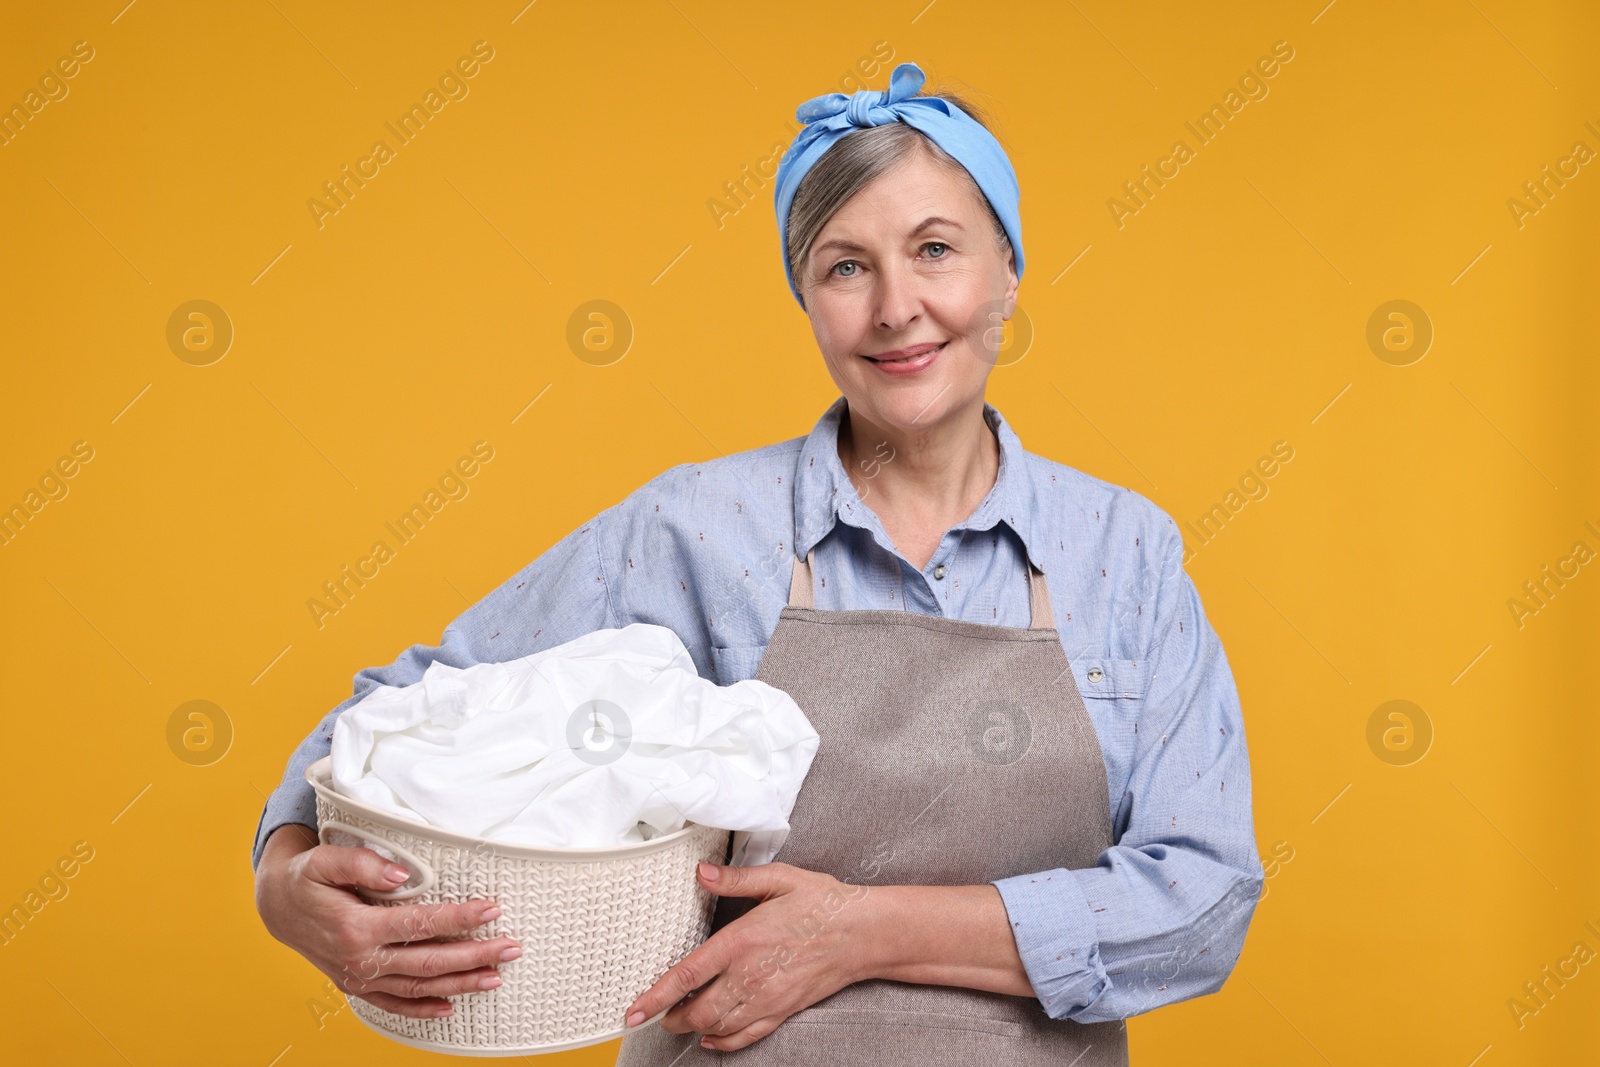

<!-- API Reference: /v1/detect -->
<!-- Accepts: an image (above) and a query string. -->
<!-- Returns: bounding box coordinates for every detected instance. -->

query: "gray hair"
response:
[784,88,1012,310]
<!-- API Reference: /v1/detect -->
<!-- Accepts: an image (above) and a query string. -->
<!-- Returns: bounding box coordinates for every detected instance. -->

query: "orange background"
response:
[1,1,1596,1064]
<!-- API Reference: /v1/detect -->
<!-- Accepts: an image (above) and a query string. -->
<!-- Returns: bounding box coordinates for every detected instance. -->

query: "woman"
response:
[253,63,1263,1065]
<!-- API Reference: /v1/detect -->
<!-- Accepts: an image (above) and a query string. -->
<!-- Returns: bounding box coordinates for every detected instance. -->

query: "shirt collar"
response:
[792,395,1048,572]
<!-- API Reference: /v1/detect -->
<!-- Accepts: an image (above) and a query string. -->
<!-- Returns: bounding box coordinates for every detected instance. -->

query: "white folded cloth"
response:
[329,623,818,867]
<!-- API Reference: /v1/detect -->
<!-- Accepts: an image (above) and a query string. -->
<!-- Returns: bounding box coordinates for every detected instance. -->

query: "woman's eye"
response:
[924,242,948,258]
[833,261,859,277]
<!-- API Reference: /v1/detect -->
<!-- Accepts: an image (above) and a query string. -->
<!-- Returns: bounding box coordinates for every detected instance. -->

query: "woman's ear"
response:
[1001,248,1019,319]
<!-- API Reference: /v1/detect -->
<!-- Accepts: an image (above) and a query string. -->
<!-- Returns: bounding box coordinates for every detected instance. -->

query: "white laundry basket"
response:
[306,756,730,1056]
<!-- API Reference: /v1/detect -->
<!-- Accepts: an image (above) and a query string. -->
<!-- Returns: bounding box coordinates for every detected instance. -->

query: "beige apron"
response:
[615,548,1129,1065]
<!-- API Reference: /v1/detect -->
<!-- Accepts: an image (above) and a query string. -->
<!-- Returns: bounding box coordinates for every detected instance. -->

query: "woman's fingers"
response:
[329,899,515,991]
[631,927,739,1028]
[701,1014,784,1051]
[365,932,521,981]
[263,841,526,1024]
[284,844,526,1018]
[369,897,503,947]
[301,843,413,893]
[345,964,504,1003]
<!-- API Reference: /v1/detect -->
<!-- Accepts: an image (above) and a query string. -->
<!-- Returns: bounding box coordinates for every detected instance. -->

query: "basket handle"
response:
[319,820,437,901]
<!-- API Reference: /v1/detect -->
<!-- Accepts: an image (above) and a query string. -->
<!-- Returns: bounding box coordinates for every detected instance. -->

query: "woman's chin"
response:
[850,381,968,431]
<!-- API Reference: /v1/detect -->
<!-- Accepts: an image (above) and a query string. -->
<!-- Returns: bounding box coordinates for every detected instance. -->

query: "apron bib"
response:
[615,549,1129,1065]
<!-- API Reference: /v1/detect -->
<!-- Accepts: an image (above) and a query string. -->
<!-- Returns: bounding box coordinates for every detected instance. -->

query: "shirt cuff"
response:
[251,779,320,871]
[992,868,1111,1021]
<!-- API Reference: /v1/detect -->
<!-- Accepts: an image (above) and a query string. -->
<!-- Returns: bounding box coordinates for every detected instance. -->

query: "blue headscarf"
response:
[773,61,1024,309]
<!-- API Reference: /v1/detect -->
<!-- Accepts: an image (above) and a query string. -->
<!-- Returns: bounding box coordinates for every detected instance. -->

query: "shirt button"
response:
[933,565,947,580]
[1087,667,1104,684]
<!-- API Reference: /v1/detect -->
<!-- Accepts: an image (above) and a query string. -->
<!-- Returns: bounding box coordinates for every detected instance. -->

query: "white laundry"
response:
[329,623,818,867]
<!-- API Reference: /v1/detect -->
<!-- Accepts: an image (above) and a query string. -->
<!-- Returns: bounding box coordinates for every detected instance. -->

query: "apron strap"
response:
[1026,563,1054,630]
[789,547,817,609]
[788,547,1057,630]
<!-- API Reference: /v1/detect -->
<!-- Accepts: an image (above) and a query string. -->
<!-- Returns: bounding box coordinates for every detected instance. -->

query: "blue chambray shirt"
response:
[252,395,1264,1024]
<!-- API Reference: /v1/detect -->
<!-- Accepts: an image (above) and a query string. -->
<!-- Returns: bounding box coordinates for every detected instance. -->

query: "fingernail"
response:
[434,1005,452,1017]
[701,1036,715,1048]
[386,865,410,882]
[626,1010,646,1027]
[480,974,502,990]
[698,862,719,881]
[500,945,521,961]
[480,905,503,921]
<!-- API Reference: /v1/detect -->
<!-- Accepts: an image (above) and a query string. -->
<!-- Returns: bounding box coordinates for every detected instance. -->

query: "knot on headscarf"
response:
[842,88,884,126]
[815,62,927,128]
[773,62,1024,309]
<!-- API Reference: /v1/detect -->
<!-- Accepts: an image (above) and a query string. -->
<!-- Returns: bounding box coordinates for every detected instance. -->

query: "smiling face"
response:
[798,144,1018,439]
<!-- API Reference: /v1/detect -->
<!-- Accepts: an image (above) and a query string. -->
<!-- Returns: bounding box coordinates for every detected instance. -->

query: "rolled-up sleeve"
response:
[249,509,621,871]
[991,526,1265,1022]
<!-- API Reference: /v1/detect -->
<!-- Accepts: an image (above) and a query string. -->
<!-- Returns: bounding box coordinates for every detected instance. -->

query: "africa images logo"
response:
[1107,40,1296,229]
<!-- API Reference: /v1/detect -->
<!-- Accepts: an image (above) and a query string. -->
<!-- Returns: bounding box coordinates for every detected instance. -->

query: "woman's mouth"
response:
[862,341,947,375]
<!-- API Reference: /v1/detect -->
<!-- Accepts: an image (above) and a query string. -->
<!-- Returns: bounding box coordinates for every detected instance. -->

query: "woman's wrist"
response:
[850,883,1037,999]
[262,823,316,864]
[256,824,316,907]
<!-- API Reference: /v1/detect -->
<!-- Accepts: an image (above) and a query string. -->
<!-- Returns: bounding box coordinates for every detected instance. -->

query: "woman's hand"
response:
[622,861,877,1051]
[253,825,522,1019]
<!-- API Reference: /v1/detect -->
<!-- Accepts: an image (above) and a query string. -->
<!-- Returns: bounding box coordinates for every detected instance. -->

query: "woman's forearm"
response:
[854,883,1036,998]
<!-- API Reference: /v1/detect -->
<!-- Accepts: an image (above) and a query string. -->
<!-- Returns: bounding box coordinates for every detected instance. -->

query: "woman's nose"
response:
[873,260,923,332]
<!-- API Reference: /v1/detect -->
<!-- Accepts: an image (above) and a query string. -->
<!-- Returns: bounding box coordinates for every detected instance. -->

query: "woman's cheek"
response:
[809,307,858,366]
[950,308,991,370]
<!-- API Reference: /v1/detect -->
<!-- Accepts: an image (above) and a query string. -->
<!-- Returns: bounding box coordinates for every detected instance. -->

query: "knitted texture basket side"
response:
[315,792,729,1054]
